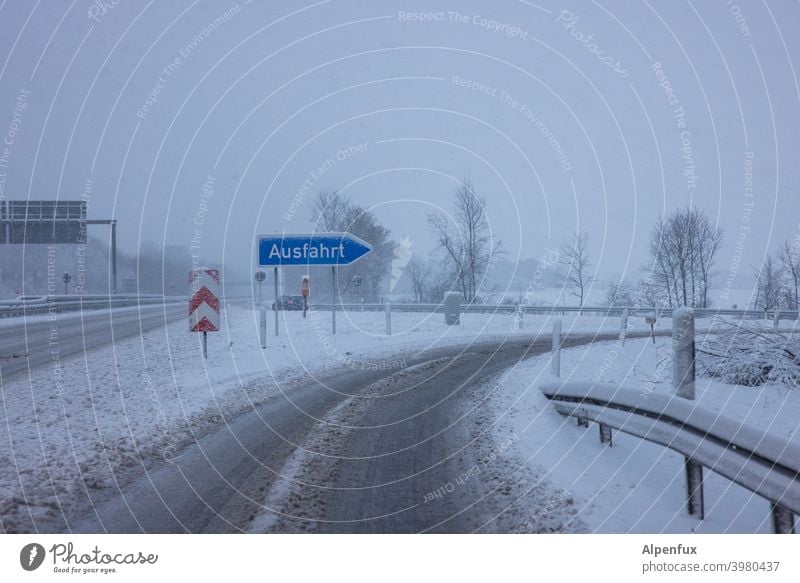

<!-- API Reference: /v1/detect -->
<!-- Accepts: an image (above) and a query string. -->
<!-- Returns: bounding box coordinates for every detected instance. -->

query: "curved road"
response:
[64,331,649,534]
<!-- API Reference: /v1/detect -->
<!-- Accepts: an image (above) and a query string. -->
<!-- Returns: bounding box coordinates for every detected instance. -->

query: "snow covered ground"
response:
[0,304,669,532]
[489,334,800,533]
[0,303,793,532]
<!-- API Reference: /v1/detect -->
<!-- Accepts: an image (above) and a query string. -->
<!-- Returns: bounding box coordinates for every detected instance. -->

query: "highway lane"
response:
[61,331,654,534]
[0,304,186,380]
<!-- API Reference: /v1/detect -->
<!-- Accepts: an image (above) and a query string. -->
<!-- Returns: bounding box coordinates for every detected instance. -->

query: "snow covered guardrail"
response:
[308,303,799,320]
[540,380,800,532]
[541,306,798,534]
[0,295,184,319]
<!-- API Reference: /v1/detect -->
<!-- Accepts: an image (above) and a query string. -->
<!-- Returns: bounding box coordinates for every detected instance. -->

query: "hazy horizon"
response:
[1,1,798,288]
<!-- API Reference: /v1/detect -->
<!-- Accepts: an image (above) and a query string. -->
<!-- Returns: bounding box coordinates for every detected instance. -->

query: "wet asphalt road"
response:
[0,304,186,379]
[63,331,638,534]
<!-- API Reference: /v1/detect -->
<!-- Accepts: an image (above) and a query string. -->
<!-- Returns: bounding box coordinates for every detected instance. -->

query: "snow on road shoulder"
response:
[489,336,800,533]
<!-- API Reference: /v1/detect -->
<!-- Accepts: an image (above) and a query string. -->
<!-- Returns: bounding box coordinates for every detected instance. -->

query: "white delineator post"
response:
[620,308,629,345]
[385,299,392,336]
[774,308,781,332]
[517,304,524,330]
[673,307,703,519]
[260,306,267,349]
[551,319,562,378]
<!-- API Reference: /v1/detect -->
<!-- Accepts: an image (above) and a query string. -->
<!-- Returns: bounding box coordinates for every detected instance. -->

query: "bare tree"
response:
[646,206,723,308]
[309,190,393,302]
[694,212,724,308]
[605,278,632,307]
[404,256,432,303]
[560,231,593,306]
[780,239,800,310]
[310,190,351,232]
[427,179,501,303]
[754,254,783,311]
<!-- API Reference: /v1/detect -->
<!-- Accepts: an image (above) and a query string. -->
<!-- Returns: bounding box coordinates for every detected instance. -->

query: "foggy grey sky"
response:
[1,1,798,286]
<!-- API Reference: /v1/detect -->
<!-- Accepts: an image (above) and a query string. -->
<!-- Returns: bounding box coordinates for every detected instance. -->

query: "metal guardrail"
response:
[306,302,800,320]
[0,296,184,319]
[541,380,799,533]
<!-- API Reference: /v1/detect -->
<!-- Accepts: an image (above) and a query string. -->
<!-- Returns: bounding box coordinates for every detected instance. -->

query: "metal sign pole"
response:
[274,267,279,336]
[260,306,267,348]
[111,220,118,294]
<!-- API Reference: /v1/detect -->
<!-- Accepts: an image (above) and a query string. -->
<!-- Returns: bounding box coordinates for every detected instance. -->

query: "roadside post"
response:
[353,275,362,309]
[645,312,657,344]
[254,270,265,306]
[673,307,704,519]
[189,267,220,359]
[620,308,629,345]
[444,291,461,325]
[257,233,372,336]
[385,299,392,335]
[301,275,310,318]
[259,306,267,349]
[551,318,562,378]
[332,266,337,334]
[274,267,279,336]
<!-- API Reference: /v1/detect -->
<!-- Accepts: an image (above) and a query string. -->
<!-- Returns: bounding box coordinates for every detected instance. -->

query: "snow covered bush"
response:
[698,318,800,389]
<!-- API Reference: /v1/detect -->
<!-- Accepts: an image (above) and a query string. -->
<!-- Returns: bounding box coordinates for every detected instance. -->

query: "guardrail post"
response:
[771,504,796,534]
[599,423,612,446]
[385,299,392,336]
[674,307,704,519]
[684,457,705,519]
[551,319,562,377]
[620,308,629,345]
[260,306,267,349]
[774,309,781,332]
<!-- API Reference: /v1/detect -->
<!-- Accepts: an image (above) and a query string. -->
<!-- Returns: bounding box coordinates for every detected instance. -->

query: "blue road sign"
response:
[257,233,372,266]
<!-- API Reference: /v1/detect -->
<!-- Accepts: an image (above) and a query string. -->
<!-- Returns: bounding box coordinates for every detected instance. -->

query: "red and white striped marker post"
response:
[189,267,220,359]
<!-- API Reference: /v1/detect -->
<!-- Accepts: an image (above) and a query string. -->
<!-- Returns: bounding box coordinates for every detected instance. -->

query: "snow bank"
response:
[489,336,800,533]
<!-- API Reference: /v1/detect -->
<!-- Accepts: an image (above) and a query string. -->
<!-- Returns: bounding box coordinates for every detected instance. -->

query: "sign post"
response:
[301,275,310,318]
[257,233,372,335]
[332,266,337,334]
[274,267,279,336]
[189,268,220,359]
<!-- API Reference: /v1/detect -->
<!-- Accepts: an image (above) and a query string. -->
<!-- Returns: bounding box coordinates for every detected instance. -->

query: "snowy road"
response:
[60,331,647,534]
[0,304,186,379]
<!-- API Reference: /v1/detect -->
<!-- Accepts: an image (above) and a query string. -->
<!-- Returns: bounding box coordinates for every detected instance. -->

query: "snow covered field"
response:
[489,334,800,533]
